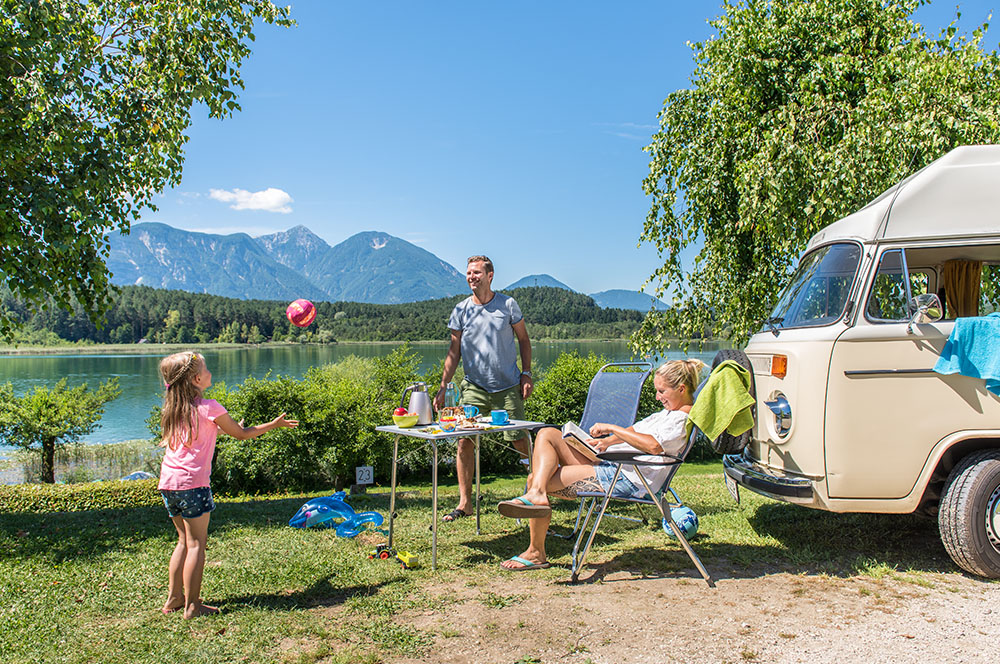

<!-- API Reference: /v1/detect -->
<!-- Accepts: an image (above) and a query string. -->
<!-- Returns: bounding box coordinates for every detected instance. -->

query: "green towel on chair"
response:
[686,360,755,443]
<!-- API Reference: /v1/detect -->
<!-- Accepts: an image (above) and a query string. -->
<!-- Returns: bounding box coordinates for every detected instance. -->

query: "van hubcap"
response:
[988,484,1000,553]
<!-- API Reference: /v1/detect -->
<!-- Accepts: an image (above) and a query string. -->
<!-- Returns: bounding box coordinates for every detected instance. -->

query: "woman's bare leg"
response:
[501,464,598,569]
[518,427,593,507]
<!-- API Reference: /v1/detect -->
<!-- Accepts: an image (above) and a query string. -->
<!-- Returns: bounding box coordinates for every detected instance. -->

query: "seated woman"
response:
[496,358,705,571]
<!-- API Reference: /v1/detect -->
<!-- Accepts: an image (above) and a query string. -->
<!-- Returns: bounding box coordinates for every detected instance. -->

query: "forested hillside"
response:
[0,285,643,345]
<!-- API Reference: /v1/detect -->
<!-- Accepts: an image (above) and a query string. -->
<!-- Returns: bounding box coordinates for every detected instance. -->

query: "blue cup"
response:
[490,409,509,425]
[462,405,480,419]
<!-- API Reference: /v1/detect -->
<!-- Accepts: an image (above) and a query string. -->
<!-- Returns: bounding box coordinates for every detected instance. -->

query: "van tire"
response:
[938,449,1000,579]
[708,350,756,454]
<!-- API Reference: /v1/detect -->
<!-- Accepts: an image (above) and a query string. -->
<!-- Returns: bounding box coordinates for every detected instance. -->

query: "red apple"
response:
[393,407,409,416]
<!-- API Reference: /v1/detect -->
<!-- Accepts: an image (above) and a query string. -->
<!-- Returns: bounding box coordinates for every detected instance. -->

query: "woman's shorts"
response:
[593,462,648,499]
[160,487,215,519]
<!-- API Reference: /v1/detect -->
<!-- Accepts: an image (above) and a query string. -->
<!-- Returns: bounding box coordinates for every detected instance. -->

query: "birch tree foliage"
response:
[0,0,292,338]
[634,0,1000,351]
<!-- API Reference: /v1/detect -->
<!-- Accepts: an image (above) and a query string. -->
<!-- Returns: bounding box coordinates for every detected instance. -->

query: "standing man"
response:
[434,255,533,523]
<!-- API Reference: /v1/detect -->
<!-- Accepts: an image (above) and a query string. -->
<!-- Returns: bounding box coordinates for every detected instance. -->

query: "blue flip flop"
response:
[502,555,551,571]
[497,496,552,519]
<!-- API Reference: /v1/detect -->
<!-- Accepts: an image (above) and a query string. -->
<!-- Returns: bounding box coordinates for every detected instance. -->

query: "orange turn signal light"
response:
[771,355,787,379]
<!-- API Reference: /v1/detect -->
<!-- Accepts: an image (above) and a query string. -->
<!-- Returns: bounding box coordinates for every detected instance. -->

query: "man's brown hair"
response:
[467,255,494,273]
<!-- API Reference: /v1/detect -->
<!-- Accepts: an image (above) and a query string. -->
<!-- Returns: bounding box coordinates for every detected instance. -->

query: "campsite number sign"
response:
[355,465,374,485]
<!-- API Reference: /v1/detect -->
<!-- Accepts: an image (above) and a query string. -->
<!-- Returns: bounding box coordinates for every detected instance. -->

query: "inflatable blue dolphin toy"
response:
[288,491,384,538]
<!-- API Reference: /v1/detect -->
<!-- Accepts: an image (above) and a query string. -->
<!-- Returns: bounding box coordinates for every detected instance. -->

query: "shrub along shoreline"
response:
[5,346,692,491]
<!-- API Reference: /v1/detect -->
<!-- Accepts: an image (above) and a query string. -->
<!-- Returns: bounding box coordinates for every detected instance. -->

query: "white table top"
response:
[375,419,547,441]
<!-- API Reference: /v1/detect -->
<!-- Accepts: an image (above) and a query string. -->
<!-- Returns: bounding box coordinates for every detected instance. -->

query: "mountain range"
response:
[107,223,667,310]
[506,276,667,311]
[590,289,669,311]
[505,274,575,291]
[108,223,467,304]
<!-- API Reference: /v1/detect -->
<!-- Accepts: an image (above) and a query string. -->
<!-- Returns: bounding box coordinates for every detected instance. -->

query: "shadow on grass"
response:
[740,502,955,575]
[220,576,401,612]
[1,474,961,583]
[457,524,621,566]
[561,501,957,584]
[1,505,171,562]
[0,492,408,563]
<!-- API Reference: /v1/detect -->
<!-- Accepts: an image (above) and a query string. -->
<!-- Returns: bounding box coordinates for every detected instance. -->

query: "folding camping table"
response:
[374,419,543,570]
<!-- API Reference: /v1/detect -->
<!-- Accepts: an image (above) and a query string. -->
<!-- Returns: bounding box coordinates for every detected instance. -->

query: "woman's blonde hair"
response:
[159,351,205,449]
[654,358,707,394]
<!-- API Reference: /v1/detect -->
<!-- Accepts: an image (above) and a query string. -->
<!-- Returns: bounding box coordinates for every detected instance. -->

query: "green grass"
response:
[0,460,958,663]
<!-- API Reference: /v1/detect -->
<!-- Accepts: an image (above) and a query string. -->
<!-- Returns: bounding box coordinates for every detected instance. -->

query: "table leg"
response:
[475,433,481,535]
[431,440,438,571]
[388,434,399,549]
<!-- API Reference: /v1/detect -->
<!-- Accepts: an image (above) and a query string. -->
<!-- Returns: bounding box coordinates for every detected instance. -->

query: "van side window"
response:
[865,250,930,322]
[981,264,1000,315]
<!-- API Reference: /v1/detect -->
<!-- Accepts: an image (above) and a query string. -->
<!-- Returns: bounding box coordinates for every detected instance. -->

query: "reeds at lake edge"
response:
[1,439,162,485]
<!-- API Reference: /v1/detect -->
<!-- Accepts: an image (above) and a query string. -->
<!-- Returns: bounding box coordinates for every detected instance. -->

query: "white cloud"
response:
[209,187,293,213]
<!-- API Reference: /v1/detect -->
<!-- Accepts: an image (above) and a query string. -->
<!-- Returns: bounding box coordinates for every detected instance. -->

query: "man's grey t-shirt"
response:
[448,293,523,392]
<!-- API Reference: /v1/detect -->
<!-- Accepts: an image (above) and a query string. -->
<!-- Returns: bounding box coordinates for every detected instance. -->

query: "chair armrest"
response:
[596,451,682,467]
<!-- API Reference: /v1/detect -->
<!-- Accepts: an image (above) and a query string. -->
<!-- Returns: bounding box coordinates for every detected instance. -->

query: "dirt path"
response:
[390,567,998,664]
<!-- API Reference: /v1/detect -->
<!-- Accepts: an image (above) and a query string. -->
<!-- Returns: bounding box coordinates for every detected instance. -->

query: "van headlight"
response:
[764,392,792,438]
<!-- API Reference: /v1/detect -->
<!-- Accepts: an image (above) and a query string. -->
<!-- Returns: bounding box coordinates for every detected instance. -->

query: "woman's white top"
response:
[604,408,689,495]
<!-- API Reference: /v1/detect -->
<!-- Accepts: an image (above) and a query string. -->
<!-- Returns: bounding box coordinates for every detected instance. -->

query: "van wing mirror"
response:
[906,293,943,334]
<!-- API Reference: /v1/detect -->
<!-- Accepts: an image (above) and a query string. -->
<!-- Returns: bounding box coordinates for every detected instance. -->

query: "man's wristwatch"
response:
[521,370,532,378]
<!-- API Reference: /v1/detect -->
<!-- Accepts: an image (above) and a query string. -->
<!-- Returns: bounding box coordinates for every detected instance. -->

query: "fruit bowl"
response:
[392,413,419,428]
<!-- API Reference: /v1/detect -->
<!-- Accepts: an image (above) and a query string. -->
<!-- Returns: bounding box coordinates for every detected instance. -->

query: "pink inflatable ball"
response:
[286,299,317,327]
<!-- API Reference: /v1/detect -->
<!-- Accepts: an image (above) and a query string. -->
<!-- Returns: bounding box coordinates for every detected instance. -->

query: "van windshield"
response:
[764,243,861,332]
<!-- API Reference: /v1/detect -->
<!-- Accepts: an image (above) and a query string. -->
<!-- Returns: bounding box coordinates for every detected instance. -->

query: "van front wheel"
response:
[939,449,1000,578]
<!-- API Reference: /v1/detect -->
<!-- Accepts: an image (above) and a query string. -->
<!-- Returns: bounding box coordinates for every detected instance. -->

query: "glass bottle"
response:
[444,382,457,410]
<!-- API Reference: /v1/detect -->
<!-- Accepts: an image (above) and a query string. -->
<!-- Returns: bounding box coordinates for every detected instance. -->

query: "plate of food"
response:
[457,422,490,431]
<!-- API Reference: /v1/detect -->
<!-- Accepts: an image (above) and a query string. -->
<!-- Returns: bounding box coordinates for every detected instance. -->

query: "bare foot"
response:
[161,600,185,615]
[183,602,220,619]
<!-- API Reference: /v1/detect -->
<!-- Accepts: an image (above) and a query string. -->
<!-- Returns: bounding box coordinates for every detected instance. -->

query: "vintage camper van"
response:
[722,145,1000,578]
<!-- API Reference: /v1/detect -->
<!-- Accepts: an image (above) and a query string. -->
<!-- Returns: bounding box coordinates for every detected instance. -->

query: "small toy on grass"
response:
[288,491,384,538]
[662,505,699,540]
[395,551,419,569]
[368,544,420,569]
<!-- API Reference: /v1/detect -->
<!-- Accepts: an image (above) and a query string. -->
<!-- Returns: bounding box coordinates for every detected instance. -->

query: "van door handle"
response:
[843,368,936,377]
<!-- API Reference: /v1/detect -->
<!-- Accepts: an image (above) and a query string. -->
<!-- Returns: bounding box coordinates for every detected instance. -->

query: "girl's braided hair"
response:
[159,351,204,449]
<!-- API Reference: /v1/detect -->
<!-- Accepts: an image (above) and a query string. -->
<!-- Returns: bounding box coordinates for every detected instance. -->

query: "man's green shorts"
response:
[459,378,526,442]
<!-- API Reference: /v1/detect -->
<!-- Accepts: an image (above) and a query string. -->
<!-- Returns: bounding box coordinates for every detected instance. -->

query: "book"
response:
[561,421,601,463]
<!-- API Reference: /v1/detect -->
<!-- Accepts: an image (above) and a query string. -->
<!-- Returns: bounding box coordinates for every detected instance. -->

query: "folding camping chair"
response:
[567,357,755,588]
[543,361,653,538]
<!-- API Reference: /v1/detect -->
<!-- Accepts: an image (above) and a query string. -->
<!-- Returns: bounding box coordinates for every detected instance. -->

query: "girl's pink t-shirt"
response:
[158,398,228,491]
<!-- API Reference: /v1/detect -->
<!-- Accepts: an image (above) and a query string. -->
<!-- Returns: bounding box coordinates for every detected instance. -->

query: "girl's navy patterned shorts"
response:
[160,487,216,519]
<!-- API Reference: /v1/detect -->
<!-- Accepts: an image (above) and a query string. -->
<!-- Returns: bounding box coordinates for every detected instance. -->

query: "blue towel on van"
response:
[933,313,1000,396]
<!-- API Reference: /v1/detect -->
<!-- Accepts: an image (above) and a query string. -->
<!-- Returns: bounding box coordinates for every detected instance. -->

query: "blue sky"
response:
[145,1,998,296]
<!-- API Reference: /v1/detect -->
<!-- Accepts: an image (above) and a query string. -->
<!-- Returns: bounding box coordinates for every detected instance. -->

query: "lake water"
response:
[0,341,723,446]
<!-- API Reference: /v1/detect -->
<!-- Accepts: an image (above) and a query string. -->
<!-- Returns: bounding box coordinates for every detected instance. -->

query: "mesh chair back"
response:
[578,363,653,431]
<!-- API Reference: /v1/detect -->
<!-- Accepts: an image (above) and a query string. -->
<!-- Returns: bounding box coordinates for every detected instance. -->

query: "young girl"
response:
[157,351,297,618]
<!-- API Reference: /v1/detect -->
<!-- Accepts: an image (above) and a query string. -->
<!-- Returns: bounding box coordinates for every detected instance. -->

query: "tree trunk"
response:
[42,437,56,483]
